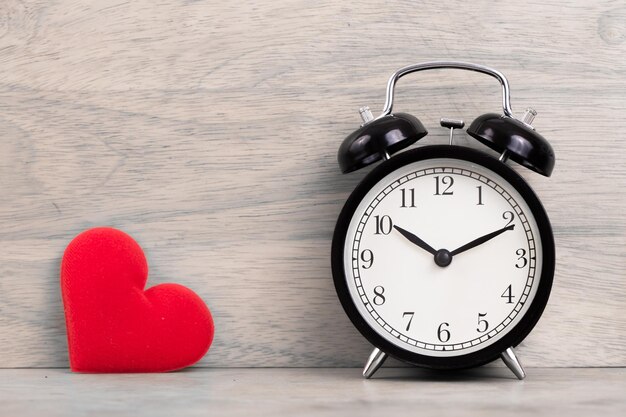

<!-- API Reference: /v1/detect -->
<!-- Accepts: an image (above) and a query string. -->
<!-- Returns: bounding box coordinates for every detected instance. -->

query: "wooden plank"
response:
[0,0,625,367]
[0,368,624,417]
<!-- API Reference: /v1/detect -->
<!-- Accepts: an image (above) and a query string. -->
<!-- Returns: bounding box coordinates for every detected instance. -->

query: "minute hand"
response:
[450,224,515,256]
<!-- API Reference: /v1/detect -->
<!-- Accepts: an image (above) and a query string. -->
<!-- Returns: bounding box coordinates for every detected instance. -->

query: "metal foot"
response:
[501,347,526,380]
[363,348,388,379]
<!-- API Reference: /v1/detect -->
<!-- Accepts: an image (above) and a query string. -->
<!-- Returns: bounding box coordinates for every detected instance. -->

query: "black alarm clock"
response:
[331,61,555,380]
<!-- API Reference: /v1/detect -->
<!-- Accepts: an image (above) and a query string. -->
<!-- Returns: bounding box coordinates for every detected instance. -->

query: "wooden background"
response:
[0,0,624,368]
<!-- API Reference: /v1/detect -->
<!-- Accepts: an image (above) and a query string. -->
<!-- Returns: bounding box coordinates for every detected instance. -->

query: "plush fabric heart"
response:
[61,227,214,372]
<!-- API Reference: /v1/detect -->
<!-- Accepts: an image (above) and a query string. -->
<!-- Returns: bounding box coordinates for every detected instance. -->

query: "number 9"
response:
[360,249,374,269]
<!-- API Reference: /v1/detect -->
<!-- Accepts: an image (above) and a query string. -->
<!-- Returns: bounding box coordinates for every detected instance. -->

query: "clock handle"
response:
[376,61,514,119]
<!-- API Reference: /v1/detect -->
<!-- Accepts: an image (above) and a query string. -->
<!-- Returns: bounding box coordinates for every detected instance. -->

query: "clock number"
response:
[501,284,515,304]
[434,176,454,195]
[360,249,374,269]
[373,286,386,306]
[374,215,393,235]
[400,188,416,208]
[437,322,450,342]
[515,248,528,268]
[502,211,515,227]
[402,312,415,331]
[476,313,489,333]
[476,185,484,205]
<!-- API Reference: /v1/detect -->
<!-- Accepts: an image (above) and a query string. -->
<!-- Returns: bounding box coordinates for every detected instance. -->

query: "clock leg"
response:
[501,347,526,380]
[363,348,388,379]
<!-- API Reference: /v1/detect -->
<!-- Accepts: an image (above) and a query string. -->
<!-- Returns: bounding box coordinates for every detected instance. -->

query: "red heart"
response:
[61,227,214,372]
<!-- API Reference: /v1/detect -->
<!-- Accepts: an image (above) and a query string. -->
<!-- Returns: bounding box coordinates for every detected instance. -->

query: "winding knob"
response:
[521,107,537,126]
[359,106,374,123]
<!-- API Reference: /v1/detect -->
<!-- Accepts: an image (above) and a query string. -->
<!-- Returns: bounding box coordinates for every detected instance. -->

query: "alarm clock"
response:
[331,61,555,380]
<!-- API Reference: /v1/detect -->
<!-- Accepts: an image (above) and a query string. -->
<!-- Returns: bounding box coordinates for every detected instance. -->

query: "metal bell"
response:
[338,111,427,173]
[467,109,555,177]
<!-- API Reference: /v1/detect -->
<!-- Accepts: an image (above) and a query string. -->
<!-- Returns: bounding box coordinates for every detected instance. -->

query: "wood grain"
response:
[0,0,625,368]
[0,368,625,417]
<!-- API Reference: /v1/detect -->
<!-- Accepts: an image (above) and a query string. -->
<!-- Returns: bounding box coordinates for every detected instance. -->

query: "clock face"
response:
[332,146,554,368]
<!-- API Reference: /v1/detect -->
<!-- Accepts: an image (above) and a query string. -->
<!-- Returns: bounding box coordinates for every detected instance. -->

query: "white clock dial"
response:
[343,158,543,357]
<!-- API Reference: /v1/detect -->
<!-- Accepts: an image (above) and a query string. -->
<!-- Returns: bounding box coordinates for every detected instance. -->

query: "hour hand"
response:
[393,225,437,255]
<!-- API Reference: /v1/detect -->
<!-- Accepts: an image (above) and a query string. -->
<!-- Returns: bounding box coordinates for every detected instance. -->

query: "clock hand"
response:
[393,225,437,256]
[450,224,515,256]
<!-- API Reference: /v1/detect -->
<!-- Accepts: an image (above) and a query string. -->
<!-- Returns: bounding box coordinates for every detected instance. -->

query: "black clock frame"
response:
[331,145,555,370]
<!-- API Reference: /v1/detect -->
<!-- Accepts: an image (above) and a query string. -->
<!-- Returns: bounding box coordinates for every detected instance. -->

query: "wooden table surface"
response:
[1,368,624,417]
